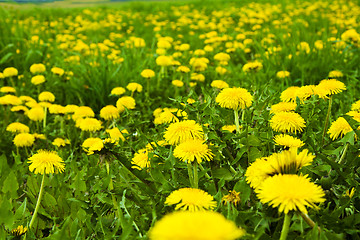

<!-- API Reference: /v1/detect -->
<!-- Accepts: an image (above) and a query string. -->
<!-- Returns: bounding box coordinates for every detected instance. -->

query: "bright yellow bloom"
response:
[38,91,55,102]
[255,174,325,214]
[0,95,22,105]
[100,105,120,120]
[165,188,217,211]
[3,67,18,77]
[173,139,213,163]
[270,102,297,114]
[172,80,184,87]
[106,128,125,142]
[216,87,252,110]
[72,106,94,120]
[149,211,245,240]
[156,55,173,66]
[222,190,241,206]
[274,134,305,148]
[111,87,126,96]
[327,117,353,140]
[315,79,346,98]
[51,67,65,76]
[131,149,151,170]
[11,225,28,237]
[164,120,204,145]
[0,86,16,93]
[141,69,155,78]
[52,138,70,147]
[211,80,229,89]
[221,125,239,133]
[270,112,305,134]
[276,71,290,78]
[280,86,300,103]
[82,138,104,155]
[13,133,35,147]
[27,107,44,121]
[76,118,102,132]
[28,150,65,174]
[116,96,136,112]
[126,82,143,92]
[30,63,46,74]
[6,122,30,133]
[31,75,46,85]
[328,70,343,78]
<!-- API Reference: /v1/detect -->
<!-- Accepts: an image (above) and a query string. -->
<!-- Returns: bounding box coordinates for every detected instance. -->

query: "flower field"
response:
[0,0,360,239]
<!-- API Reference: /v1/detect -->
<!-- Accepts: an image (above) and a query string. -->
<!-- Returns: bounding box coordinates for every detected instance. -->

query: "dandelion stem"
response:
[338,142,349,165]
[43,106,47,130]
[106,161,123,220]
[28,173,46,231]
[193,161,198,189]
[280,213,291,240]
[234,109,240,133]
[187,162,194,188]
[321,96,332,146]
[299,211,321,233]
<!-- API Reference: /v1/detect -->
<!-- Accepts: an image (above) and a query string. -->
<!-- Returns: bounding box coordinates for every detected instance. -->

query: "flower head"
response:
[280,86,300,103]
[242,61,263,72]
[116,96,136,112]
[255,174,325,214]
[52,138,70,147]
[11,225,28,237]
[31,75,46,85]
[28,150,65,174]
[76,118,102,132]
[131,149,151,170]
[13,133,35,147]
[165,188,217,211]
[82,137,104,155]
[222,190,241,206]
[126,82,143,93]
[0,86,16,93]
[141,69,155,78]
[172,80,184,87]
[315,79,346,98]
[51,67,65,76]
[149,211,245,240]
[164,120,204,145]
[3,67,18,77]
[106,128,125,142]
[100,105,120,120]
[328,70,343,78]
[38,91,55,102]
[6,122,30,133]
[274,134,305,148]
[276,71,290,79]
[211,80,229,89]
[27,107,44,121]
[327,117,353,140]
[111,87,126,96]
[216,87,252,110]
[270,102,297,114]
[30,63,46,74]
[72,106,94,120]
[270,112,306,134]
[173,139,213,163]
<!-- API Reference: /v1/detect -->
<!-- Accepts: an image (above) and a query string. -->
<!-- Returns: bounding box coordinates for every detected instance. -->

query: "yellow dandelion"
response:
[216,87,252,110]
[173,139,213,163]
[11,105,29,113]
[116,96,136,112]
[26,107,44,122]
[351,100,360,112]
[51,67,65,76]
[270,112,306,134]
[242,61,263,72]
[141,69,155,78]
[165,188,216,211]
[328,70,343,78]
[106,128,125,142]
[111,87,126,96]
[211,80,229,89]
[126,82,143,93]
[82,137,104,155]
[11,225,28,237]
[327,117,353,140]
[38,91,55,102]
[222,190,241,206]
[176,66,191,73]
[0,86,16,93]
[296,85,316,103]
[72,106,94,120]
[315,79,346,98]
[221,125,239,133]
[164,120,204,145]
[3,67,18,77]
[270,102,297,114]
[172,80,184,87]
[131,149,151,170]
[6,122,30,133]
[280,86,300,103]
[274,134,305,148]
[49,104,65,114]
[52,138,70,147]
[245,157,276,189]
[13,133,35,147]
[156,55,173,66]
[28,150,65,174]
[100,105,120,120]
[149,211,245,240]
[30,63,46,74]
[76,118,102,132]
[64,104,79,114]
[255,174,325,214]
[276,71,290,79]
[31,75,46,85]
[0,95,22,105]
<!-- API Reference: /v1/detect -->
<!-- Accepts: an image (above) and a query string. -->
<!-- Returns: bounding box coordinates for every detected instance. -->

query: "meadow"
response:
[0,0,360,239]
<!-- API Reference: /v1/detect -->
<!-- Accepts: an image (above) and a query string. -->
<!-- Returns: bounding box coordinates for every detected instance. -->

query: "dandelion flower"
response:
[172,80,184,87]
[270,102,297,114]
[38,91,55,102]
[111,87,126,96]
[276,71,290,79]
[242,61,263,72]
[31,75,46,85]
[3,67,18,77]
[211,80,229,89]
[149,211,245,240]
[52,138,70,147]
[6,122,30,133]
[72,106,94,120]
[51,67,65,76]
[173,139,213,163]
[13,133,35,147]
[222,190,241,206]
[315,79,346,98]
[255,174,325,214]
[328,70,343,78]
[76,118,102,132]
[156,55,172,66]
[116,96,136,112]
[106,128,125,142]
[245,157,276,189]
[165,188,216,211]
[126,82,143,93]
[0,95,22,105]
[296,85,316,103]
[270,112,305,134]
[327,117,353,140]
[28,150,65,174]
[27,107,44,121]
[280,86,300,102]
[100,105,120,120]
[164,120,204,145]
[0,86,16,93]
[274,134,305,148]
[11,225,28,237]
[351,100,360,112]
[141,69,155,78]
[82,138,104,155]
[131,149,150,170]
[30,63,46,74]
[216,87,252,110]
[221,125,239,133]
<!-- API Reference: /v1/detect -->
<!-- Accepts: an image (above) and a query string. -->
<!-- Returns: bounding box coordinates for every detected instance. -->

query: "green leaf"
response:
[248,135,262,146]
[2,171,19,195]
[14,198,27,220]
[0,52,13,65]
[212,168,233,180]
[0,195,14,228]
[234,179,251,204]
